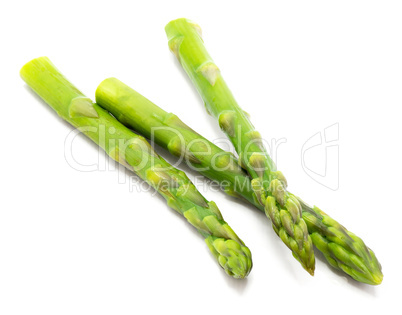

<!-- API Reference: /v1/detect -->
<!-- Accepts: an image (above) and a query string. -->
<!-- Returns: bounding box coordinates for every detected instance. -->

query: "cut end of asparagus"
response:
[20,56,49,79]
[165,18,201,39]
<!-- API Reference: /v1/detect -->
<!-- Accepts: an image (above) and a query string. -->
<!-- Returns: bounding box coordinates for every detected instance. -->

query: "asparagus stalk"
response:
[95,77,383,285]
[20,57,252,279]
[96,78,255,204]
[164,18,315,274]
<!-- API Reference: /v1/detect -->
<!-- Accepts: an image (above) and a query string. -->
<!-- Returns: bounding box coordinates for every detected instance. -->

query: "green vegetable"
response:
[164,18,314,274]
[20,57,253,279]
[95,77,383,285]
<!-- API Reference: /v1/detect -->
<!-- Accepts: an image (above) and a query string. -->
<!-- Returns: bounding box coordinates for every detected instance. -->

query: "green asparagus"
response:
[95,78,383,285]
[165,18,314,274]
[20,57,252,279]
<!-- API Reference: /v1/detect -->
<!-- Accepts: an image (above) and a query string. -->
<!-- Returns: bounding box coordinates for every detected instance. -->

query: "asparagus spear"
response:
[95,78,383,285]
[164,18,315,274]
[20,57,252,279]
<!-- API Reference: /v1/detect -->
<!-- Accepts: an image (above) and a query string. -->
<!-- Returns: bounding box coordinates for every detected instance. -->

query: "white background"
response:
[1,1,401,314]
